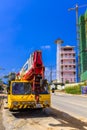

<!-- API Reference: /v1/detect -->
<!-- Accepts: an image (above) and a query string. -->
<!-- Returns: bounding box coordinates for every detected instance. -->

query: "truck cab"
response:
[8,80,50,110]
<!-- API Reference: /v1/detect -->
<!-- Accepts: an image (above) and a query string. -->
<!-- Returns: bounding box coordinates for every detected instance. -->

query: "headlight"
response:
[22,101,26,105]
[44,101,49,104]
[13,101,18,105]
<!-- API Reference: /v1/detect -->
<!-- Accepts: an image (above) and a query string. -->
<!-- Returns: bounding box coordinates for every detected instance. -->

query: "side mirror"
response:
[7,87,10,94]
[8,92,10,94]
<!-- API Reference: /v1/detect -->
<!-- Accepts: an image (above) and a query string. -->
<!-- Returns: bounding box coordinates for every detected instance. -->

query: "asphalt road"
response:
[51,92,87,119]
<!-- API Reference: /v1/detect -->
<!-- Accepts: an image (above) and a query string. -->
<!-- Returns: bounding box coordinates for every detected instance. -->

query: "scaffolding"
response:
[79,10,87,81]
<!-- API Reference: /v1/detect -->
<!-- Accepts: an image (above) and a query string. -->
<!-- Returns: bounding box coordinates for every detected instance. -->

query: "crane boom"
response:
[68,4,87,11]
[16,50,44,81]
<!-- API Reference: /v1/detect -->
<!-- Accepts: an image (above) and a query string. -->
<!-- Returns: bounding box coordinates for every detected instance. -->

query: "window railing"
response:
[61,51,75,54]
[61,69,76,71]
[61,56,75,59]
[61,62,76,65]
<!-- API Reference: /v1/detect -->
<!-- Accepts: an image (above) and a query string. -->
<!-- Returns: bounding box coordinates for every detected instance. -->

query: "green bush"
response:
[65,85,81,94]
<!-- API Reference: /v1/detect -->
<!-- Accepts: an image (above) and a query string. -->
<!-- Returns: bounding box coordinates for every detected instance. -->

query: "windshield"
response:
[12,82,31,95]
[40,84,49,94]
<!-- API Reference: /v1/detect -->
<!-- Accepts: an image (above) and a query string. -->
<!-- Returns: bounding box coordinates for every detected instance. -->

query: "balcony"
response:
[61,62,76,66]
[61,51,75,54]
[61,76,76,79]
[61,68,76,72]
[61,56,75,59]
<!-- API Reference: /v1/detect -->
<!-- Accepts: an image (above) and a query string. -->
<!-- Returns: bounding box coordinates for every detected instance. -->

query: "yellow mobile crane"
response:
[7,51,51,111]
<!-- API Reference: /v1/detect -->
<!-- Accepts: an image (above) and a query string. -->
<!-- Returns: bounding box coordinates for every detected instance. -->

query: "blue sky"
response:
[0,0,87,80]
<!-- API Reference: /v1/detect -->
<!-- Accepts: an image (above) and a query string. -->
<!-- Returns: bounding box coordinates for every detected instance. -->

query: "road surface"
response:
[51,92,87,119]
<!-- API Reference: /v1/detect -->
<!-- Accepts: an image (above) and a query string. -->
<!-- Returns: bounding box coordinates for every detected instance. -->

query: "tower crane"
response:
[68,3,87,82]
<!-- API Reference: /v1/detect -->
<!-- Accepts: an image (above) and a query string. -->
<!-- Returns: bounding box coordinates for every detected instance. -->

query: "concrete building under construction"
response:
[79,9,87,81]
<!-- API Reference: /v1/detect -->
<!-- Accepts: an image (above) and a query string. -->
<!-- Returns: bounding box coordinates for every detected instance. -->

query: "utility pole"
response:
[68,3,87,82]
[45,65,54,84]
[50,66,52,83]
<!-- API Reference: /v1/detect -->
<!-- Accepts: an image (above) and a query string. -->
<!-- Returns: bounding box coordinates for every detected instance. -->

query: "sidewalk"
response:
[54,91,87,97]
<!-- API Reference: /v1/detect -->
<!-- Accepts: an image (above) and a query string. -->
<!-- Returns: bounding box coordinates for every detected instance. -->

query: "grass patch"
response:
[65,85,81,94]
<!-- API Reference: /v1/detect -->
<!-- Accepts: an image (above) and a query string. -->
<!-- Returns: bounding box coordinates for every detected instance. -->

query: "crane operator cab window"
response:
[12,82,31,95]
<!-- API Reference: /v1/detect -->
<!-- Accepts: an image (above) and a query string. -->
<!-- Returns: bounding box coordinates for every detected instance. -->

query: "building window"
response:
[65,54,67,57]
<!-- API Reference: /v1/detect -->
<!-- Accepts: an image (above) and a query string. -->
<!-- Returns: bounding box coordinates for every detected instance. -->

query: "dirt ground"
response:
[0,94,5,130]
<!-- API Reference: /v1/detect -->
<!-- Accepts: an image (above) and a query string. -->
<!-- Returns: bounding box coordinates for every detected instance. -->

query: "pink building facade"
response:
[60,46,76,83]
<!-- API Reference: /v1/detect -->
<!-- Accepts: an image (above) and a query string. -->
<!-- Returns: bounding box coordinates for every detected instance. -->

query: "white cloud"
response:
[41,45,51,50]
